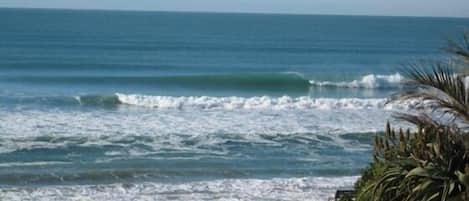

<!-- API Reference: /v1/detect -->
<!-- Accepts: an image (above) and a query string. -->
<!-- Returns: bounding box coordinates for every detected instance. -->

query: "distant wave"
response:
[309,73,404,89]
[3,73,406,91]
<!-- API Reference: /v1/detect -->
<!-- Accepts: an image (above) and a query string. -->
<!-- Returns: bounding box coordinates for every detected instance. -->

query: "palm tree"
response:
[355,32,469,201]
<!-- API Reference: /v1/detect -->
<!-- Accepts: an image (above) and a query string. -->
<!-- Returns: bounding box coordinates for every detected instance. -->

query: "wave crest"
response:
[309,73,403,89]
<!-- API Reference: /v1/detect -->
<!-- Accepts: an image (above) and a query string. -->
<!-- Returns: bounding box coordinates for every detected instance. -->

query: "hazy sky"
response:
[1,0,468,17]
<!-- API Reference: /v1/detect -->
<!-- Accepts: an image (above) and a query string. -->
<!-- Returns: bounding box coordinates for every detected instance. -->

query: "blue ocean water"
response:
[0,8,468,201]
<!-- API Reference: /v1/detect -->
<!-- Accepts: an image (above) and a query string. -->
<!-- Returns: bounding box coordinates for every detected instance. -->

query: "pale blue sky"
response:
[1,0,468,17]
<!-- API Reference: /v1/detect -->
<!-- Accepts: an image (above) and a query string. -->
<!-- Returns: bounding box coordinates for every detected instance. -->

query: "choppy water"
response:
[1,8,469,201]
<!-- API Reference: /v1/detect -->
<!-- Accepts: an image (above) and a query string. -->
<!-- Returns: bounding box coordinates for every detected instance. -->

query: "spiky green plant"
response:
[355,32,469,201]
[358,123,469,201]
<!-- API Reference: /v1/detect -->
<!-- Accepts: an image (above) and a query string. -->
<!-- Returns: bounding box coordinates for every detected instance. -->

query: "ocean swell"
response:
[2,73,405,91]
[2,73,312,92]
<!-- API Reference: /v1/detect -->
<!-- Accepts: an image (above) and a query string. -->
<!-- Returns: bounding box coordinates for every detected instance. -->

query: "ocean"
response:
[0,8,468,201]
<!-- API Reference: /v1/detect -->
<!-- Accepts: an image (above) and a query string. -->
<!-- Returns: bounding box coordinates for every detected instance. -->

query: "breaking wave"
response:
[309,73,404,89]
[114,93,423,110]
[3,93,423,111]
[116,93,392,110]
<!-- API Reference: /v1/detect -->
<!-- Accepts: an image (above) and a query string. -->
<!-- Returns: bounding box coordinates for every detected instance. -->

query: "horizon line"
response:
[1,6,469,19]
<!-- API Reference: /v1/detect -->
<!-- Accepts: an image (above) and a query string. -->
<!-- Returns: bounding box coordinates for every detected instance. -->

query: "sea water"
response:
[0,8,468,201]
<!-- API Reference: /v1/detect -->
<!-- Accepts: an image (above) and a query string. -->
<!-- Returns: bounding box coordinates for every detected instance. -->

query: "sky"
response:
[1,0,469,18]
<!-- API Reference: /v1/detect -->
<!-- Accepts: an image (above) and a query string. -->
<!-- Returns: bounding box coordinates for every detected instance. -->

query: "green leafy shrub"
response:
[358,123,469,201]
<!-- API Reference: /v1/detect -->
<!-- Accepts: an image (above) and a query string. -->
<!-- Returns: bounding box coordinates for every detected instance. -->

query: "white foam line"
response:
[116,93,397,110]
[0,161,71,167]
[0,176,359,201]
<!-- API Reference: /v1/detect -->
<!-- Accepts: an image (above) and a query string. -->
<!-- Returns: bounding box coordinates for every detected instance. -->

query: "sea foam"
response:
[0,96,414,154]
[0,94,419,154]
[0,176,358,201]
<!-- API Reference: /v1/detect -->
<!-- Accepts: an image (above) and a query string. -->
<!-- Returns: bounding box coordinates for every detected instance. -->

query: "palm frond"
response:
[390,62,469,124]
[445,31,469,64]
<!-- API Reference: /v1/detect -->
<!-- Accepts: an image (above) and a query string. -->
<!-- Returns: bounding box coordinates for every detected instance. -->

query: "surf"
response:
[309,73,404,89]
[0,93,424,110]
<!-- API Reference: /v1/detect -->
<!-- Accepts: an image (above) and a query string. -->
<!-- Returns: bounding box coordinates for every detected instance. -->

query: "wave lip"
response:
[309,73,404,89]
[116,93,389,110]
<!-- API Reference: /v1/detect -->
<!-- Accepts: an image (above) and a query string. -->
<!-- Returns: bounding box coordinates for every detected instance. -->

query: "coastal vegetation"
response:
[342,32,469,201]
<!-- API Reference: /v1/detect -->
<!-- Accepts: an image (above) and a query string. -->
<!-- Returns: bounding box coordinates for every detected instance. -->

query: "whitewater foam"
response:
[0,98,415,155]
[0,176,358,201]
[0,161,72,167]
[116,93,396,110]
[0,93,421,155]
[309,73,404,89]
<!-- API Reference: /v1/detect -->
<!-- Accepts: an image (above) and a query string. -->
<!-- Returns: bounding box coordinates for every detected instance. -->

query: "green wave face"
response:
[2,73,312,92]
[163,73,311,91]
